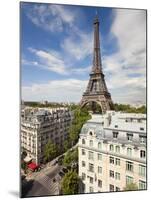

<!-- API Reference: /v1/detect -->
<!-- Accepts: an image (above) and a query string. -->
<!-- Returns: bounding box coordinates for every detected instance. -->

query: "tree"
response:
[69,108,91,146]
[63,148,78,167]
[124,183,138,191]
[63,151,73,167]
[114,103,146,114]
[63,139,70,152]
[21,161,28,174]
[61,170,80,194]
[44,140,58,162]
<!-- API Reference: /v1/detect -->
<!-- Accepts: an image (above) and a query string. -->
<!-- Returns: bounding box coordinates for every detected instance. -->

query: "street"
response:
[22,163,62,197]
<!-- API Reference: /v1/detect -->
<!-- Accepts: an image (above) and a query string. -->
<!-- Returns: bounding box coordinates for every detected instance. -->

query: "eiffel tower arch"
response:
[80,14,114,114]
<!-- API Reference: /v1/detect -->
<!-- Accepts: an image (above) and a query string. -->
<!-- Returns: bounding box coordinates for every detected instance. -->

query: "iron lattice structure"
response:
[80,15,114,113]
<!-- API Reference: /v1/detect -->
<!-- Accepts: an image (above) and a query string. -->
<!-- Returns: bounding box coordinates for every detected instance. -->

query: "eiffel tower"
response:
[80,14,114,113]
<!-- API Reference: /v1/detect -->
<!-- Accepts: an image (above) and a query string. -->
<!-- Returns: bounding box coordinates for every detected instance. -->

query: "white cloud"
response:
[28,47,69,75]
[24,47,91,76]
[25,4,77,32]
[22,79,88,102]
[61,29,93,61]
[102,9,146,104]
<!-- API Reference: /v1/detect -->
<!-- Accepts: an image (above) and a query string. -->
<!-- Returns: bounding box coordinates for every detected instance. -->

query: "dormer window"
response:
[110,144,114,152]
[113,131,118,139]
[139,136,146,144]
[89,131,93,136]
[140,150,146,158]
[127,133,133,141]
[82,139,85,145]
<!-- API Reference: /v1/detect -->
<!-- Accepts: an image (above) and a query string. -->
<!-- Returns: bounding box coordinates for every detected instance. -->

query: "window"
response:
[89,163,94,172]
[109,184,114,191]
[82,161,86,167]
[126,161,133,172]
[82,139,85,144]
[110,156,114,164]
[127,133,133,141]
[113,131,118,138]
[98,166,102,174]
[139,165,146,177]
[115,158,120,166]
[139,136,146,144]
[98,142,102,150]
[115,172,120,180]
[139,180,146,190]
[140,150,146,158]
[89,131,93,136]
[88,151,94,160]
[82,173,86,180]
[116,187,120,191]
[126,176,133,185]
[89,187,94,193]
[98,153,102,161]
[115,125,118,128]
[110,170,114,178]
[82,149,85,155]
[110,144,114,151]
[98,180,102,188]
[140,127,144,131]
[89,140,93,147]
[115,146,120,153]
[127,148,132,157]
[89,177,93,184]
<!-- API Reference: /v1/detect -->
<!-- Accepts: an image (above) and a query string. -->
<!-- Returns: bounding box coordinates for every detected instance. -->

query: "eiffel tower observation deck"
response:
[80,14,114,113]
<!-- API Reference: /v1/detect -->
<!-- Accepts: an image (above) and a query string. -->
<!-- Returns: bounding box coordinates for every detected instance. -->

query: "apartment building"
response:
[21,107,73,164]
[78,111,146,193]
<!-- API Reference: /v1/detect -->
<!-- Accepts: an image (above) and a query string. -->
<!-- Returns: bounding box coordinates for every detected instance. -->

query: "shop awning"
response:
[28,162,39,170]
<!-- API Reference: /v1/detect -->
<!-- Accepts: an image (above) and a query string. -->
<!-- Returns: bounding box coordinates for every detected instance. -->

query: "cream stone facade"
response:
[21,107,73,164]
[78,111,146,193]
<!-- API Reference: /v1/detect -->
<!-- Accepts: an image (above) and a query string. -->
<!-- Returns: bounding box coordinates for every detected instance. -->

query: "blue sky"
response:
[21,2,146,105]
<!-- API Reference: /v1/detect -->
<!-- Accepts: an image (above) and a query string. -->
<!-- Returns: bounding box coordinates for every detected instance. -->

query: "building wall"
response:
[78,112,146,193]
[21,107,73,164]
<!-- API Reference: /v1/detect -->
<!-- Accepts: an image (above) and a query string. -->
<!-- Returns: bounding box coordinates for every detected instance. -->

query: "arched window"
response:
[127,148,132,157]
[115,146,120,153]
[110,144,114,151]
[82,139,85,145]
[98,142,102,150]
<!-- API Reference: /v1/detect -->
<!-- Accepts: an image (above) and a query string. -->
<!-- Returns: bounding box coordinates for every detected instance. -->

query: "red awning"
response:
[28,162,39,170]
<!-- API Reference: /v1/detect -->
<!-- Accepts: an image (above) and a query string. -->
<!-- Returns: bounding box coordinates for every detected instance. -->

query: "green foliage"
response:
[69,107,91,146]
[114,103,146,114]
[124,183,138,191]
[63,148,78,167]
[21,161,27,170]
[44,140,58,162]
[63,140,70,152]
[61,170,79,194]
[24,101,66,108]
